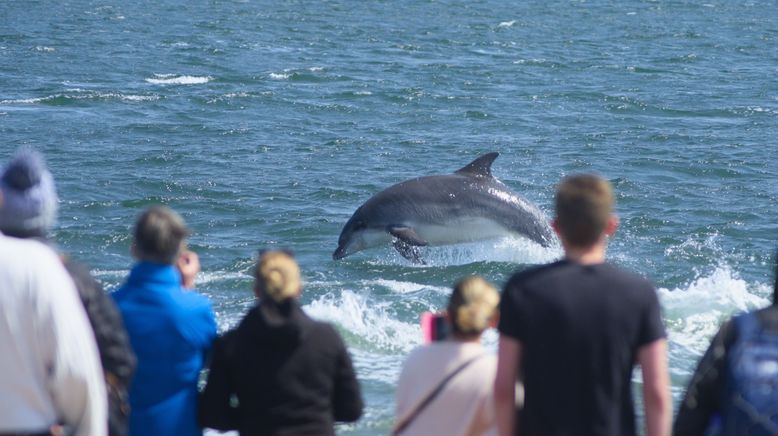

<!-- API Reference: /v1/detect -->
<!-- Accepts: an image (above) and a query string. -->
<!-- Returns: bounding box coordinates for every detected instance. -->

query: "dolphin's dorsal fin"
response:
[454,152,499,178]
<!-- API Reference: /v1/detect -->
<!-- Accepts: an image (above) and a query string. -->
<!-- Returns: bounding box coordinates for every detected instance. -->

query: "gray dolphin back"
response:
[334,152,554,260]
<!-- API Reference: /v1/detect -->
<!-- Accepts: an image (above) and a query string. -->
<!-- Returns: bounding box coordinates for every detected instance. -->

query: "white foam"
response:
[365,279,450,295]
[269,72,290,80]
[34,46,55,52]
[196,270,249,285]
[0,92,159,104]
[305,290,421,353]
[660,266,770,359]
[350,350,405,384]
[406,236,561,267]
[119,94,160,102]
[746,106,778,115]
[0,97,46,104]
[145,74,212,85]
[498,20,516,28]
[513,58,546,65]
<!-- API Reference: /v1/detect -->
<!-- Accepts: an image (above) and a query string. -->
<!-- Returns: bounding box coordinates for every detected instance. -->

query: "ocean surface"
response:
[2,0,777,433]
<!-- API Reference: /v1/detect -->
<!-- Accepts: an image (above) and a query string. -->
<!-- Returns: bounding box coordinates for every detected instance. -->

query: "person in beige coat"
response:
[395,276,500,436]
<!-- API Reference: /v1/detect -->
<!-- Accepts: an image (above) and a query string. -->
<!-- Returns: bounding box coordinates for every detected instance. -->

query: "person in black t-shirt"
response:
[494,174,671,436]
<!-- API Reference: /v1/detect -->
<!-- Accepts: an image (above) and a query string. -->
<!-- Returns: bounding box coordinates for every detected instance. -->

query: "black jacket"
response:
[64,258,136,436]
[199,299,363,435]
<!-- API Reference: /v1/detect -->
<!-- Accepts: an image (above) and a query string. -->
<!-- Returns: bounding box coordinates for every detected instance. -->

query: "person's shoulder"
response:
[62,257,102,294]
[599,263,655,293]
[601,262,652,281]
[310,318,347,343]
[174,288,214,312]
[398,344,436,379]
[404,343,436,363]
[212,327,240,355]
[0,235,60,266]
[504,260,567,289]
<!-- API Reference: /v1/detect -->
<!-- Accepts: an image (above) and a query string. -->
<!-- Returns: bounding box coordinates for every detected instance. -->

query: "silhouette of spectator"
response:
[674,256,778,435]
[199,249,363,435]
[0,149,136,436]
[0,155,106,435]
[113,206,217,436]
[494,174,671,436]
[395,276,500,436]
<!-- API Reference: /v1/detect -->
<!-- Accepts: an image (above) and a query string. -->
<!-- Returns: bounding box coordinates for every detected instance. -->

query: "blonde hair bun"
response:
[256,251,301,303]
[449,276,499,335]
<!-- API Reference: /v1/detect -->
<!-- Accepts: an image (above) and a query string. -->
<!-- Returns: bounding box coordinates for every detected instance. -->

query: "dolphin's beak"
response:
[333,246,346,260]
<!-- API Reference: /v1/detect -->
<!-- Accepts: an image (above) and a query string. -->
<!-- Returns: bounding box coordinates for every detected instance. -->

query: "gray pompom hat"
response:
[0,149,58,238]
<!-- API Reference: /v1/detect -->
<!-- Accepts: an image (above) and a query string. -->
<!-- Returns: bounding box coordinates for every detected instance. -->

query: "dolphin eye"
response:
[353,220,366,230]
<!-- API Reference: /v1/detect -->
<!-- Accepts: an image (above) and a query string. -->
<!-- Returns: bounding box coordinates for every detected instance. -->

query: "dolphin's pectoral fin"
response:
[454,152,499,178]
[393,239,427,265]
[387,226,429,246]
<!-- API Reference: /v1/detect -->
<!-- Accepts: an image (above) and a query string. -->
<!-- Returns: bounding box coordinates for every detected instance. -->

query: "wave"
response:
[660,265,770,376]
[0,92,160,105]
[363,278,449,295]
[394,236,562,267]
[305,290,421,354]
[145,74,212,85]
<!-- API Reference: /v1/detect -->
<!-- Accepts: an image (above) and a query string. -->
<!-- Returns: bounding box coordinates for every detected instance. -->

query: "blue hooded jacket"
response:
[113,262,217,436]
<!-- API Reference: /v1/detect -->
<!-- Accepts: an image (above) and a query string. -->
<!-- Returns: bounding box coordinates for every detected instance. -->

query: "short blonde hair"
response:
[555,174,614,247]
[448,276,499,336]
[255,251,301,303]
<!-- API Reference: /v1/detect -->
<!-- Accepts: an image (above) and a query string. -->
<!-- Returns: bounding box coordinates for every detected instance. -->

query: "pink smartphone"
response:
[421,312,449,343]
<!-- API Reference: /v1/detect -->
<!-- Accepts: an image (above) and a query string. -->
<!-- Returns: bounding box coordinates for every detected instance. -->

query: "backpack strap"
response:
[392,353,487,436]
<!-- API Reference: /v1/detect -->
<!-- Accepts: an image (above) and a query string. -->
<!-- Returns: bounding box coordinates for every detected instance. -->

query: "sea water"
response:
[1,0,777,433]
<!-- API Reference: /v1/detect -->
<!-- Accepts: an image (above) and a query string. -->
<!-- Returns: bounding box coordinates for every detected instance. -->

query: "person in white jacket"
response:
[395,276,500,436]
[0,200,106,433]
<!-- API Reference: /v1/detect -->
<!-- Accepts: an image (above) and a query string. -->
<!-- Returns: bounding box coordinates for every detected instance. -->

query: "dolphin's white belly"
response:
[412,217,512,245]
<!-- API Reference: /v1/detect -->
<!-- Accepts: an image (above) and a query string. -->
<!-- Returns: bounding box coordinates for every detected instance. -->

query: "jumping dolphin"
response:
[333,152,555,262]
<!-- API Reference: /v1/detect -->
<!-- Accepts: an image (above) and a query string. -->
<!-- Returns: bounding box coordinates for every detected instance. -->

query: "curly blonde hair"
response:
[255,251,301,303]
[448,276,499,336]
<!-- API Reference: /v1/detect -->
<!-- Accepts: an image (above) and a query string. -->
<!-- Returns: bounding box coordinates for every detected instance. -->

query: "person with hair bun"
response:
[199,250,364,435]
[394,276,500,436]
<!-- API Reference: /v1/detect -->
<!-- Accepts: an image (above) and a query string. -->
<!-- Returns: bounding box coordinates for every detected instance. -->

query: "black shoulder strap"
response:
[392,353,486,436]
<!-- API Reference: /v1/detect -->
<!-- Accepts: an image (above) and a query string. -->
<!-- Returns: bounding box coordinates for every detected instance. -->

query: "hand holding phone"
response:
[176,249,200,290]
[421,312,449,343]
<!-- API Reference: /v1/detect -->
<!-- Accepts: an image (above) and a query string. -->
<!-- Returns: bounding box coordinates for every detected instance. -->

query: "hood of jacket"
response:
[237,298,312,348]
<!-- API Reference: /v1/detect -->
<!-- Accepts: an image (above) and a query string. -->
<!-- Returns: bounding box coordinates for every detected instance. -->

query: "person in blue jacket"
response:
[113,205,217,436]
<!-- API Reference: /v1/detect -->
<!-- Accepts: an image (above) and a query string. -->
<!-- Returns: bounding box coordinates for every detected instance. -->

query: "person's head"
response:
[254,250,302,303]
[553,173,617,249]
[447,276,499,340]
[132,206,189,264]
[0,149,58,238]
